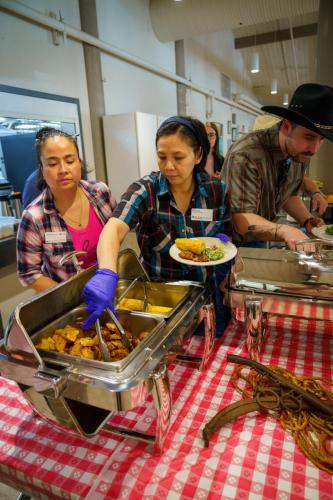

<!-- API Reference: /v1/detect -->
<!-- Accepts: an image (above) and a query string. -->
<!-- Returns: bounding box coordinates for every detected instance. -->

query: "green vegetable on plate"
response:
[325,225,333,235]
[202,245,226,261]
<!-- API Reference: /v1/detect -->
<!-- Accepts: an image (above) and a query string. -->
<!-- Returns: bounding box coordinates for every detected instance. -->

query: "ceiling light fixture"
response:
[250,52,260,73]
[283,93,289,105]
[271,79,278,94]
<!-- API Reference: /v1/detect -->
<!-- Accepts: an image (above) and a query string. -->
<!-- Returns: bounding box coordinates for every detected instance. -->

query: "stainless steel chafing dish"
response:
[226,246,333,359]
[0,250,216,451]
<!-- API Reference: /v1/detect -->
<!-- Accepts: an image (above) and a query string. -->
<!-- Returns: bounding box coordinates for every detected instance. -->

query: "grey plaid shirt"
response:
[221,123,308,241]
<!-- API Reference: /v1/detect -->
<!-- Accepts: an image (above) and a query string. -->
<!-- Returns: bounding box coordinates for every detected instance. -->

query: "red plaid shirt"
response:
[17,180,116,286]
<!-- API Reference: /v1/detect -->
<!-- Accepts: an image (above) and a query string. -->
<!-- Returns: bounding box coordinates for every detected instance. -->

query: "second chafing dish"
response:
[226,246,333,360]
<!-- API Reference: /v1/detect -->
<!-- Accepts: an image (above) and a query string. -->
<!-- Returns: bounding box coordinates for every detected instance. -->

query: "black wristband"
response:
[310,190,322,198]
[303,217,315,228]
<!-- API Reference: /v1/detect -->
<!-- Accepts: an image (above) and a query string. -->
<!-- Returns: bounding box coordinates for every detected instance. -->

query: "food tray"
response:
[31,305,165,372]
[115,280,192,318]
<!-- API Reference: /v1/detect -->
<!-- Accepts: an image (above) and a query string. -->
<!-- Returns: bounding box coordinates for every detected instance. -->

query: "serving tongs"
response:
[95,319,111,362]
[106,307,131,349]
[115,275,149,312]
[95,307,132,361]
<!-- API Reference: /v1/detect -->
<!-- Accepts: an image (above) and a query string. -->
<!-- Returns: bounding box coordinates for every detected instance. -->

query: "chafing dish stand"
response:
[0,250,216,452]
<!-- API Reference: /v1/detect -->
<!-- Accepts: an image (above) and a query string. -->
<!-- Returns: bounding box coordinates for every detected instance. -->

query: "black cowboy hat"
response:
[261,83,333,142]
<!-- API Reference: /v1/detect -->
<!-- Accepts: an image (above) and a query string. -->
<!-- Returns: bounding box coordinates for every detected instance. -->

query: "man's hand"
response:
[277,225,315,252]
[311,192,328,216]
[303,216,324,234]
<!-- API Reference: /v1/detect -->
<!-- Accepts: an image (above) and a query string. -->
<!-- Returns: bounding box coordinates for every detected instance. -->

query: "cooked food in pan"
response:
[175,238,225,262]
[117,298,172,313]
[35,321,149,361]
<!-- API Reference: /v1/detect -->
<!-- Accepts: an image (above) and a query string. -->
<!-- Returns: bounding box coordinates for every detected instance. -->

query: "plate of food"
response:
[312,225,333,241]
[169,237,237,266]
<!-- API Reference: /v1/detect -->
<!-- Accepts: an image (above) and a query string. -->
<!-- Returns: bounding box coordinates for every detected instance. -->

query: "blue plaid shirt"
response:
[112,171,229,282]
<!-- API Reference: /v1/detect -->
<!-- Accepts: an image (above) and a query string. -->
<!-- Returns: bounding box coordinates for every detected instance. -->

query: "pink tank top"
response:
[67,204,103,269]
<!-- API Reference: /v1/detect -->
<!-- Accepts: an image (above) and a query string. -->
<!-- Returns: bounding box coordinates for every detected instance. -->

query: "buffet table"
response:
[1,312,333,499]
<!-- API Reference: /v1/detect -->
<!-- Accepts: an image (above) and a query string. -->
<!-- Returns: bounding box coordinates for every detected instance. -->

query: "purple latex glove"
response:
[215,232,230,243]
[82,269,119,330]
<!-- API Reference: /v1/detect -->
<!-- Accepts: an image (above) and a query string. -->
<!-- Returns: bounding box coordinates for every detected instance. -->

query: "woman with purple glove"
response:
[83,116,231,335]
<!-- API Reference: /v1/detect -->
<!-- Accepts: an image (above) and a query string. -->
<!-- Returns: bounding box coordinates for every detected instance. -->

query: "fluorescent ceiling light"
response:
[250,52,259,73]
[271,79,278,94]
[283,93,289,105]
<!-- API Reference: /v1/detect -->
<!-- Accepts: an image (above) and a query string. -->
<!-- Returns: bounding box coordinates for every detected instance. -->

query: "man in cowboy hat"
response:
[221,83,333,249]
[252,114,328,216]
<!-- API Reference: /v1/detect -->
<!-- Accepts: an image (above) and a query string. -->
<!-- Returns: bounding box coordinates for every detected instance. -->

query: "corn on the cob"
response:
[175,238,205,255]
[117,298,172,314]
[118,298,147,311]
[147,304,172,313]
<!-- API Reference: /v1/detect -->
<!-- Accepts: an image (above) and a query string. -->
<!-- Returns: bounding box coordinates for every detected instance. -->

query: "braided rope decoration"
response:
[231,365,333,474]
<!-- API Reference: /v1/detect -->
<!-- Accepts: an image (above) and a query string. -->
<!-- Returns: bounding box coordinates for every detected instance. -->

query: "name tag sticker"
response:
[45,231,67,244]
[191,208,213,221]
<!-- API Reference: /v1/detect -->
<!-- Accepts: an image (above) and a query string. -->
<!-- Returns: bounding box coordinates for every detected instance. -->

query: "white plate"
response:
[169,237,237,267]
[312,225,333,241]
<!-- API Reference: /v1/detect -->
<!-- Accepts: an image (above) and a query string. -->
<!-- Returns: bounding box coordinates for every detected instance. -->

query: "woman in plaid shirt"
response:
[16,128,116,291]
[83,116,231,334]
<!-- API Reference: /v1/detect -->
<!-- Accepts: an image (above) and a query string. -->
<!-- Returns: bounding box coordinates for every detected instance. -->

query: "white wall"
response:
[97,0,178,117]
[0,0,94,171]
[180,31,258,154]
[0,0,94,326]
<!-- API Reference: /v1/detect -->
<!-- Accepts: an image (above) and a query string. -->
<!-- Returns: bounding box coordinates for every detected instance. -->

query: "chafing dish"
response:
[227,246,333,359]
[0,250,216,451]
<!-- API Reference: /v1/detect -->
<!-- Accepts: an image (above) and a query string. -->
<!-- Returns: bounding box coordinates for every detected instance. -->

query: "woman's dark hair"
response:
[205,121,224,173]
[205,121,220,157]
[35,127,82,190]
[155,116,210,172]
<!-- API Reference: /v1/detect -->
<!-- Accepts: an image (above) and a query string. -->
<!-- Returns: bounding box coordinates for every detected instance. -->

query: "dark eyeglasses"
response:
[207,132,216,138]
[277,158,291,189]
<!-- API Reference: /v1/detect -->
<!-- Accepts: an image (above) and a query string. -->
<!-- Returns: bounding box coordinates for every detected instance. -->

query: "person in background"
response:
[252,114,328,216]
[221,83,333,250]
[83,116,231,335]
[22,169,40,209]
[204,121,224,177]
[17,127,116,292]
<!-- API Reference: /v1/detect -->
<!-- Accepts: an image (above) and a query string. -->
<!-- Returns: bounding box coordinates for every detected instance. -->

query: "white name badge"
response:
[191,208,213,222]
[45,231,67,244]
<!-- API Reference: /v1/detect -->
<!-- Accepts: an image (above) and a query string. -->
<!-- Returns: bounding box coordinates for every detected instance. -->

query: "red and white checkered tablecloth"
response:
[1,312,333,499]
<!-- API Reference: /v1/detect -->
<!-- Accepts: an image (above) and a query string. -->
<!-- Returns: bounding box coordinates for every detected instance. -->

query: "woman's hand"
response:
[215,232,230,243]
[83,269,119,329]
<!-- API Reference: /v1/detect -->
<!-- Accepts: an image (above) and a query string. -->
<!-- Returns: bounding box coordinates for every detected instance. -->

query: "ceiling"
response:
[150,0,320,107]
[233,11,318,106]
